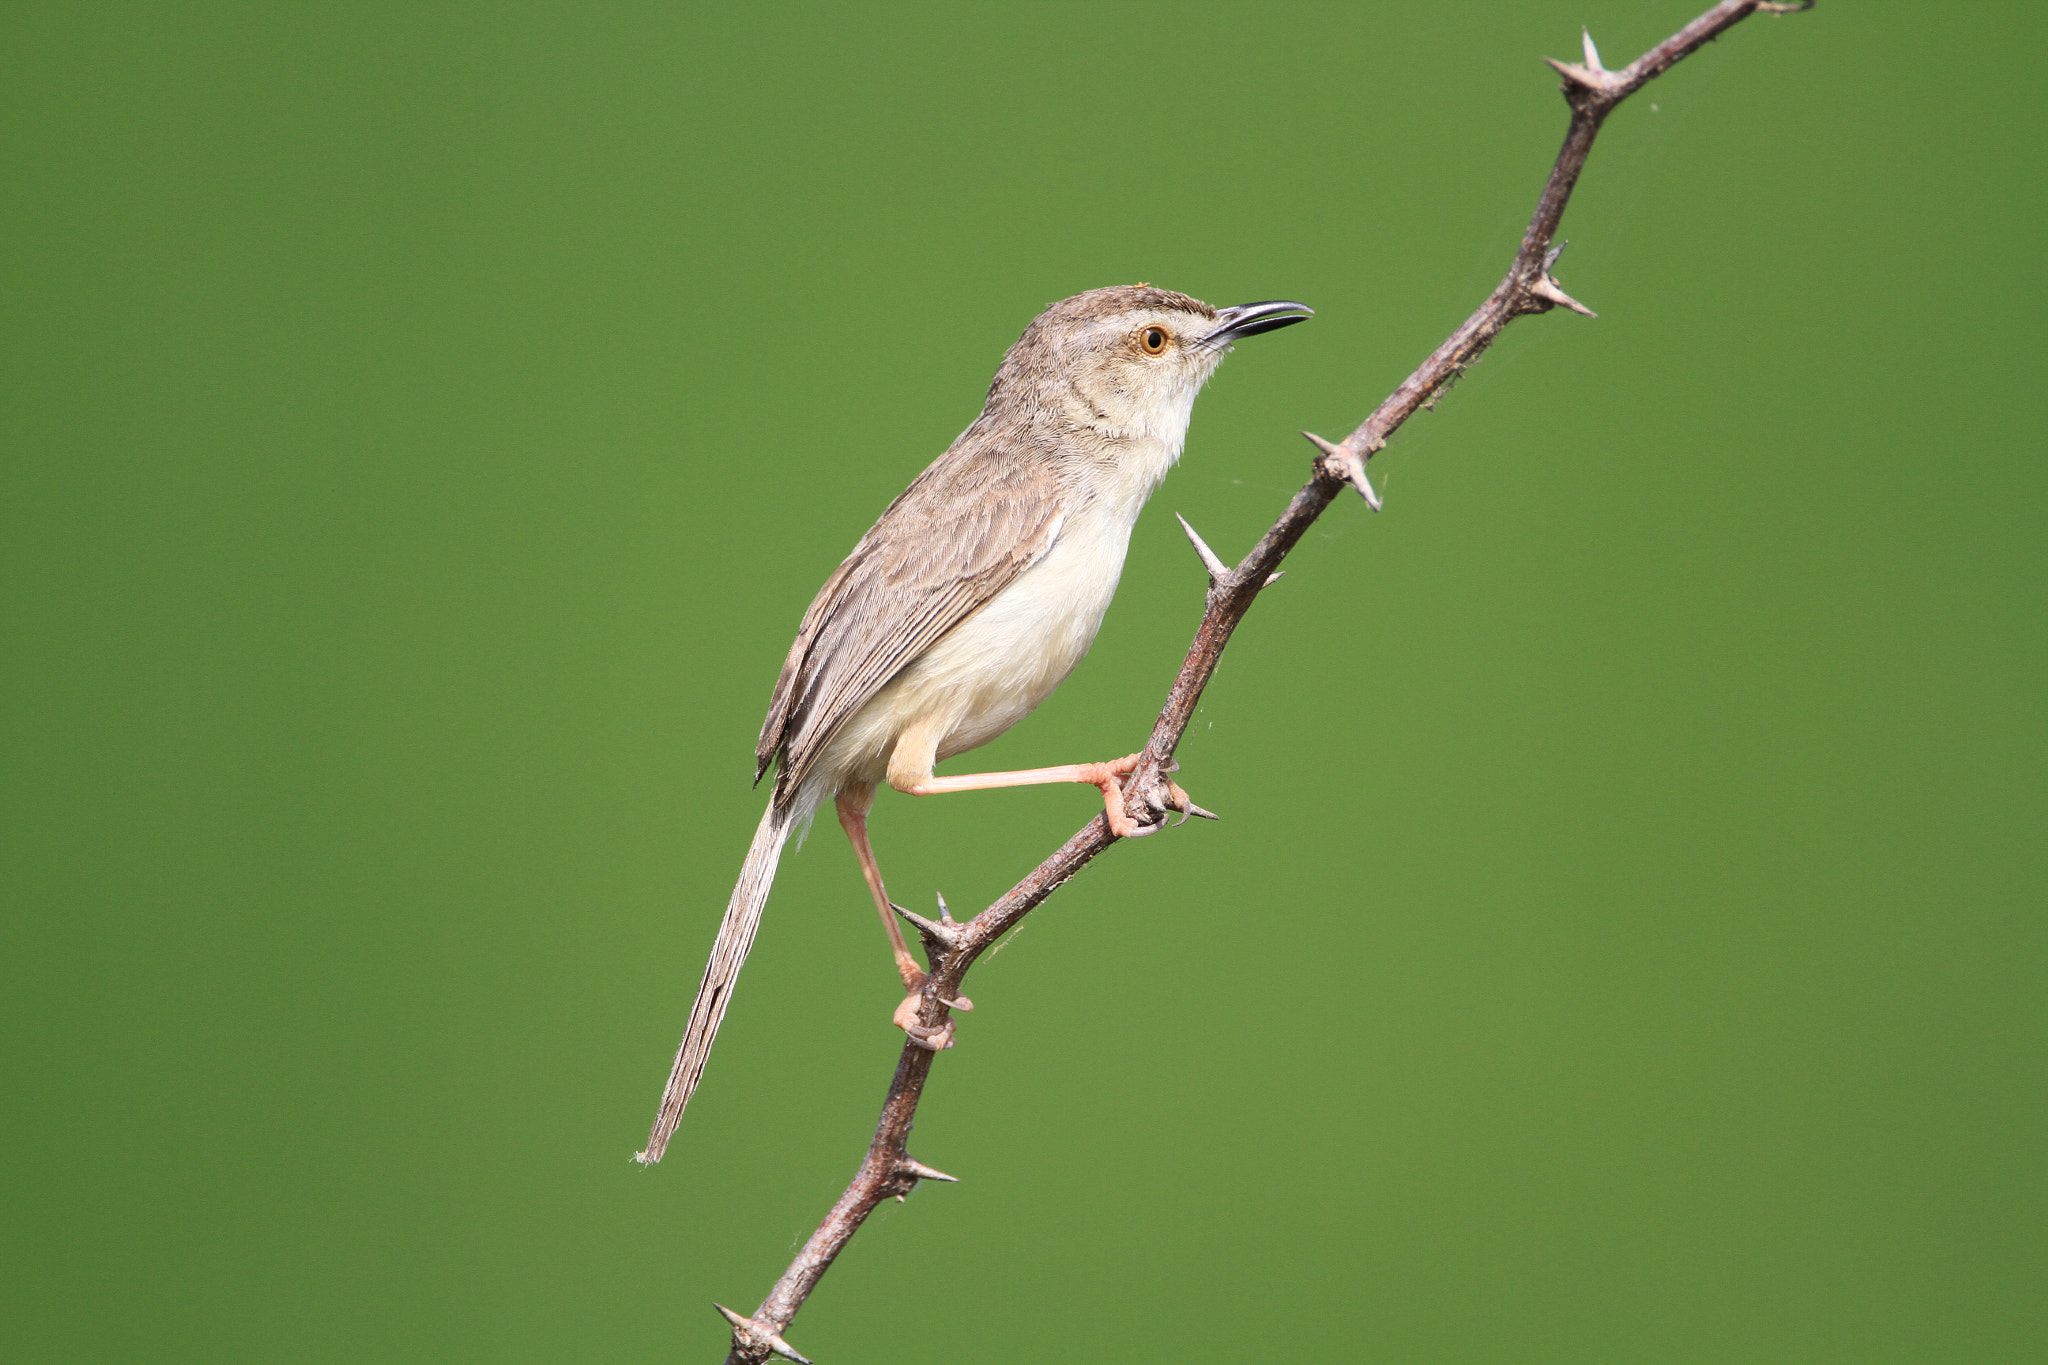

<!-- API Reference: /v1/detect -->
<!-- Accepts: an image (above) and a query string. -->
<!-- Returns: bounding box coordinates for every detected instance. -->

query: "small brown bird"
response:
[637,285,1310,1163]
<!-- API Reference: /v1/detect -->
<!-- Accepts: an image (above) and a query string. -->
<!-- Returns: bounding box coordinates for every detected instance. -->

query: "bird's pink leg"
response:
[901,752,1181,838]
[834,784,921,991]
[835,784,968,1049]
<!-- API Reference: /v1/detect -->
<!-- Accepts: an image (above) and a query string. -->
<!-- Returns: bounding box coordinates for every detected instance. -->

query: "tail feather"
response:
[636,798,793,1164]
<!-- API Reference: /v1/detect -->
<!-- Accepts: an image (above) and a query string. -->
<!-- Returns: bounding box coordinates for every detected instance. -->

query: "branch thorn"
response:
[891,900,965,951]
[1263,571,1285,587]
[1303,431,1382,512]
[1581,26,1605,74]
[1543,51,1620,96]
[714,1305,813,1365]
[1174,513,1230,586]
[1531,274,1598,317]
[899,1156,959,1183]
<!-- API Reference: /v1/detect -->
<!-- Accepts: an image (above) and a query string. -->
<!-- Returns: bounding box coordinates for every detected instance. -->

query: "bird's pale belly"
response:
[813,506,1135,790]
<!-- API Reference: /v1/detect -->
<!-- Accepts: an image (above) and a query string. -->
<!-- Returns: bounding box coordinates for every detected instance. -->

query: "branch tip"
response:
[714,1304,813,1365]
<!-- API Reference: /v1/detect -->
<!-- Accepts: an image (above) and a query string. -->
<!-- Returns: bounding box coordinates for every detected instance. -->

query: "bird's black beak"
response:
[1205,300,1314,348]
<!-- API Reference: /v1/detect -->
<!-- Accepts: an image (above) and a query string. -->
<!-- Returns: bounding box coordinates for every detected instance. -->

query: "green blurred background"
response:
[5,2,2042,1360]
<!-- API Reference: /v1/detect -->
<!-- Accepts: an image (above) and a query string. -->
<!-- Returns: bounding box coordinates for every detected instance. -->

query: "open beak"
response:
[1204,300,1314,350]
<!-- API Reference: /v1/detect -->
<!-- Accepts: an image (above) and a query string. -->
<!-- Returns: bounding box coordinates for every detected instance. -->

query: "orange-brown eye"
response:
[1140,326,1169,354]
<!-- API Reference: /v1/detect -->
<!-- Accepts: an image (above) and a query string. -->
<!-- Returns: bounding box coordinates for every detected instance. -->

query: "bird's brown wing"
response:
[757,444,1066,804]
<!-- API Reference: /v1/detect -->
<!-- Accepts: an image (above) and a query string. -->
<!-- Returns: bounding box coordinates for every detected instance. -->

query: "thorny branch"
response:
[714,3,1810,1359]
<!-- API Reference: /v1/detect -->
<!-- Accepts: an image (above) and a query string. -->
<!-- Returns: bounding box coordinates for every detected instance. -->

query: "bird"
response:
[636,285,1311,1164]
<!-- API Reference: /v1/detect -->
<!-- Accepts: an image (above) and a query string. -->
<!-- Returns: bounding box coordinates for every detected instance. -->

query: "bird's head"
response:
[989,285,1312,445]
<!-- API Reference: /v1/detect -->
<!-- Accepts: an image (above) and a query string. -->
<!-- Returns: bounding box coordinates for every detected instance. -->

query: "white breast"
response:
[817,433,1179,782]
[918,498,1129,756]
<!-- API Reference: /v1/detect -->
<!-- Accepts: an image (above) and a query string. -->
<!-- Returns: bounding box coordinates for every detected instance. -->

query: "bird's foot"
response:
[1107,756,1219,836]
[1084,753,1156,838]
[899,1002,954,1051]
[1160,772,1219,827]
[892,971,971,1051]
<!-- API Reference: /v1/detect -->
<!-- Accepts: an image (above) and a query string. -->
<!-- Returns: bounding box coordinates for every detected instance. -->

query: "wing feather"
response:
[755,441,1064,803]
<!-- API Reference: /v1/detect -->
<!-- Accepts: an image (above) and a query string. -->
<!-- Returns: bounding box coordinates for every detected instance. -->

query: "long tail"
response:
[636,797,794,1164]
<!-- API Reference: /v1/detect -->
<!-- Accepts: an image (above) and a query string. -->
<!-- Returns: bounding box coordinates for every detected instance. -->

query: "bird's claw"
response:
[1115,811,1165,838]
[1166,778,1218,823]
[894,986,968,1051]
[1118,768,1218,836]
[904,1019,956,1051]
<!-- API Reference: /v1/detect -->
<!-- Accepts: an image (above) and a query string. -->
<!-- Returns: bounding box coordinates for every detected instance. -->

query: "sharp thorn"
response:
[892,900,962,948]
[1182,801,1220,822]
[890,900,939,934]
[1544,239,1569,271]
[940,994,973,1012]
[935,891,957,927]
[1263,571,1285,587]
[1543,54,1582,81]
[714,1305,814,1365]
[900,1157,960,1183]
[1532,274,1598,318]
[1543,55,1607,92]
[1581,26,1604,73]
[1174,513,1230,584]
[1304,431,1381,511]
[1349,463,1382,512]
[1302,430,1344,458]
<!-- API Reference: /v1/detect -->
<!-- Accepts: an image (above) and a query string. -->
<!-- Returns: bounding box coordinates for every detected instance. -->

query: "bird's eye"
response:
[1140,326,1169,355]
